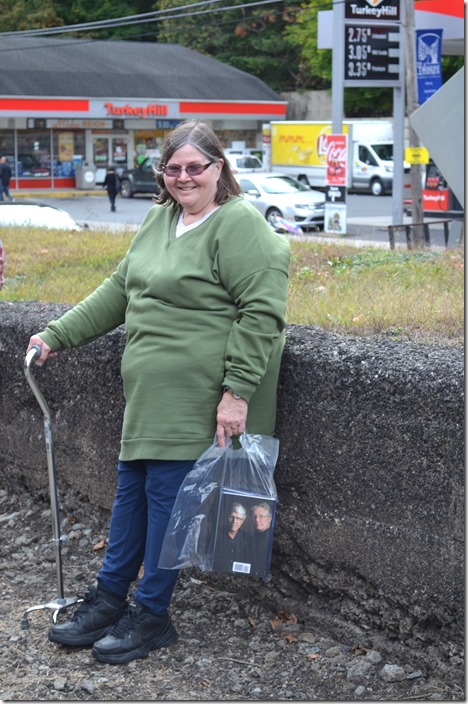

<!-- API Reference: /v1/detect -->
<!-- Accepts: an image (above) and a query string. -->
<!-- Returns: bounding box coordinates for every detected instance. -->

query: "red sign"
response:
[325,134,348,186]
[423,189,449,211]
[104,102,168,118]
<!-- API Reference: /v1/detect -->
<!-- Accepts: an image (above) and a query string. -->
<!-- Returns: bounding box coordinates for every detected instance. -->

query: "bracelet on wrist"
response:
[223,386,245,401]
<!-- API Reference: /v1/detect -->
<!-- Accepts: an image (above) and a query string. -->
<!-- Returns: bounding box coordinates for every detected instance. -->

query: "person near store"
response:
[103,165,120,212]
[0,156,14,202]
[25,119,290,666]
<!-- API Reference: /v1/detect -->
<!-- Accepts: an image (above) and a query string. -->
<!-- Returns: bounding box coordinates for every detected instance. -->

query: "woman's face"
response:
[163,144,223,216]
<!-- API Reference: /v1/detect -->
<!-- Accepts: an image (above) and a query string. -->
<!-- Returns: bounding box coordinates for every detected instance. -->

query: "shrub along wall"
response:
[0,302,463,645]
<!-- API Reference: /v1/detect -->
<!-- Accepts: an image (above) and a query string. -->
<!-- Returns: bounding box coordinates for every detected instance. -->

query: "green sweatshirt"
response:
[39,196,290,461]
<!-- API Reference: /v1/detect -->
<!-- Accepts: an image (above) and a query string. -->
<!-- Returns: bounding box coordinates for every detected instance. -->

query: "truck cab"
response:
[352,140,395,196]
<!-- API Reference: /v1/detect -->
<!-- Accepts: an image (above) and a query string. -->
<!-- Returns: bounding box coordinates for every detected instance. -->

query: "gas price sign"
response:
[344,23,401,85]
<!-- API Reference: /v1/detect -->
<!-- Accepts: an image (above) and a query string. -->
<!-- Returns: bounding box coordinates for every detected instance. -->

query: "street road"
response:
[30,191,463,249]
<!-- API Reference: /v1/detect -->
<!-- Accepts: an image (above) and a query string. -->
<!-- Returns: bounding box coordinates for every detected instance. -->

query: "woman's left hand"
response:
[216,392,248,448]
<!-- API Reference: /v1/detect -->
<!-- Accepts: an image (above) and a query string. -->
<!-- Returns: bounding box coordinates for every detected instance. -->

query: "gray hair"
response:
[153,120,242,208]
[230,502,247,519]
[252,502,272,517]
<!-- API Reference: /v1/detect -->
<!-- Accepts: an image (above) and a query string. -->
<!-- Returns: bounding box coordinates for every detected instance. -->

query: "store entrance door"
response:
[92,135,130,184]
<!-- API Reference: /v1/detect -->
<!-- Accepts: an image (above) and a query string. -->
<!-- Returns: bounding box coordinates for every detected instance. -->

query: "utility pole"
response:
[404,0,425,246]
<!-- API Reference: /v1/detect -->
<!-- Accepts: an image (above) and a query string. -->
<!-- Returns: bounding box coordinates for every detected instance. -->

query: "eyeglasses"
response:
[254,515,270,519]
[162,161,216,178]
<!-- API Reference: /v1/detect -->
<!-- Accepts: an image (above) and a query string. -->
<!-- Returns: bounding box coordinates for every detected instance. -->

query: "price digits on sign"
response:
[346,25,371,78]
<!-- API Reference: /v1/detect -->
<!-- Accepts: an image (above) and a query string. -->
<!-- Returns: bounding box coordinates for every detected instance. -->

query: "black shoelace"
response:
[108,603,140,638]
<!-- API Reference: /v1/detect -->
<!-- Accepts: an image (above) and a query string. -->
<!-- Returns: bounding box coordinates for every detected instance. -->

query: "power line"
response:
[0,0,290,37]
[0,4,304,54]
[0,1,225,36]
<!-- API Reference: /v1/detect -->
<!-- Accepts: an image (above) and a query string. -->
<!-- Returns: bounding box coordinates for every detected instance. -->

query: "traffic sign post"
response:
[331,0,405,227]
[324,135,348,235]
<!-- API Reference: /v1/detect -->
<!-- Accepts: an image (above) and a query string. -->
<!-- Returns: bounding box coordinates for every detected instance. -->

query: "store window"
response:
[0,131,15,174]
[53,130,85,177]
[16,129,52,178]
[134,130,164,167]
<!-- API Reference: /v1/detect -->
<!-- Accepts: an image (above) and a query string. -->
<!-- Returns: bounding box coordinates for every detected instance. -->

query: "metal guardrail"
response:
[387,219,464,250]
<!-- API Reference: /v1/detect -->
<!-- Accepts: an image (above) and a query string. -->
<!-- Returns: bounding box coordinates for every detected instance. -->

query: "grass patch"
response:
[1,226,134,303]
[0,227,464,345]
[288,242,464,344]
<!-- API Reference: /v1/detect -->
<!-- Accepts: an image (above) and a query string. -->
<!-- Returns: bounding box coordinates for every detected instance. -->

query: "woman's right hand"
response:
[26,335,58,366]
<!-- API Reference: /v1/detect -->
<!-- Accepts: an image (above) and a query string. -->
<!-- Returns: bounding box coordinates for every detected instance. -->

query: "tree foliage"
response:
[155,0,302,92]
[283,0,393,115]
[0,0,463,111]
[0,0,156,38]
[0,0,64,30]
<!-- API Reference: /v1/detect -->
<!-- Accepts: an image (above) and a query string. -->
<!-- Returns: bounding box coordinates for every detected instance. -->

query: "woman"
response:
[26,120,290,665]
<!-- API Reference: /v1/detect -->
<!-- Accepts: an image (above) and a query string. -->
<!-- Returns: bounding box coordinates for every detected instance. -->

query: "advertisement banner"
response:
[416,29,443,105]
[324,135,347,234]
[271,123,350,167]
[325,134,348,186]
[325,203,347,235]
[58,132,74,161]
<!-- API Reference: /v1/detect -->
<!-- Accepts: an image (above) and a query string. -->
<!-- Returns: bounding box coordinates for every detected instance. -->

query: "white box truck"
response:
[269,120,403,196]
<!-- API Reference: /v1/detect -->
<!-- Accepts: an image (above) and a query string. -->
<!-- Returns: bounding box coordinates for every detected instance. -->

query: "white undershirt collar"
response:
[176,207,220,237]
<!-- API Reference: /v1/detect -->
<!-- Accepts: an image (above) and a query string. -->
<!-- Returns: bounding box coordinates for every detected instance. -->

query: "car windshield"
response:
[372,143,393,161]
[260,176,309,194]
[235,156,262,169]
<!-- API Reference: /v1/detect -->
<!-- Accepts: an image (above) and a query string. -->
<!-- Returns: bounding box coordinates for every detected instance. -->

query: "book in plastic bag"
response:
[158,432,278,580]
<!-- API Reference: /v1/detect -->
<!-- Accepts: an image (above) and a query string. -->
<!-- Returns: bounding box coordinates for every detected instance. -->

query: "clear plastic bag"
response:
[158,433,279,579]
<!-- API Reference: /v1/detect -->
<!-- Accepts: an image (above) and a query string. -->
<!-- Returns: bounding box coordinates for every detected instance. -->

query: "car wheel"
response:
[120,180,133,198]
[370,178,385,196]
[266,207,283,229]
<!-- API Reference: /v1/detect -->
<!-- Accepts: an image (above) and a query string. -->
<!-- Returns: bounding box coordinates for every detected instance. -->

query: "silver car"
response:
[236,173,325,232]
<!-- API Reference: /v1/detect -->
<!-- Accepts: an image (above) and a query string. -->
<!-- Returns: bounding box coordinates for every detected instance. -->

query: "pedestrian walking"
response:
[103,165,120,212]
[0,156,14,202]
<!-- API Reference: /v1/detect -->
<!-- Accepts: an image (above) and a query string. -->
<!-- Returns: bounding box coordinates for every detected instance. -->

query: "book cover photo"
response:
[211,491,276,579]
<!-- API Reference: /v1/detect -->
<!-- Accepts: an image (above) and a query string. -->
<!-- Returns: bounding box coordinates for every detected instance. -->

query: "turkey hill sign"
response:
[345,0,400,21]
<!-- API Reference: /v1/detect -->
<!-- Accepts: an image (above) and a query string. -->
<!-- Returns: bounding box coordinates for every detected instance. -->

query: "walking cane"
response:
[21,345,82,628]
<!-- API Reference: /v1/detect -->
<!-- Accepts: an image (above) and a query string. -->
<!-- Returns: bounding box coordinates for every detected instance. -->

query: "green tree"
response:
[54,0,157,39]
[283,0,393,115]
[155,0,301,92]
[0,0,64,30]
[0,0,156,39]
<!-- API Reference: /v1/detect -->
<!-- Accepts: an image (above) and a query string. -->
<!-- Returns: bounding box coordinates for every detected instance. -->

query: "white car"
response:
[225,153,264,174]
[0,200,82,230]
[236,172,325,232]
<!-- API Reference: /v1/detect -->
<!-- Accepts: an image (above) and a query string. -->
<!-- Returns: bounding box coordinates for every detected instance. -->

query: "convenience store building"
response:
[0,36,286,189]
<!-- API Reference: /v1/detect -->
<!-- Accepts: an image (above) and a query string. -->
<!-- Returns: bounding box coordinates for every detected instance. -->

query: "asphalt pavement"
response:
[13,188,463,250]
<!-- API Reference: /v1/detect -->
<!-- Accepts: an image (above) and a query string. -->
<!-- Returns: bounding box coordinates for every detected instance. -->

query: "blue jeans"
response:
[98,459,195,616]
[0,184,13,202]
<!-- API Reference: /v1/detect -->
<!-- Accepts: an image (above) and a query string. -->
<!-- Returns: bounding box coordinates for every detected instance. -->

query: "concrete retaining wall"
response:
[0,302,463,644]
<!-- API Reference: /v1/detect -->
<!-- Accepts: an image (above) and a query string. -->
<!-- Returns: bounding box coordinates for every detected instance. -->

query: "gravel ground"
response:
[0,486,464,702]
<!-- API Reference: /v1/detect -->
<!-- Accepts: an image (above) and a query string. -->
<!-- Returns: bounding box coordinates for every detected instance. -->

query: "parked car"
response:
[119,158,160,198]
[225,153,264,174]
[236,173,325,232]
[0,200,81,230]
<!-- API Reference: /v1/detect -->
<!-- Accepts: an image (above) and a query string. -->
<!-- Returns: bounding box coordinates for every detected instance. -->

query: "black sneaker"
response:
[48,584,127,647]
[92,600,177,664]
